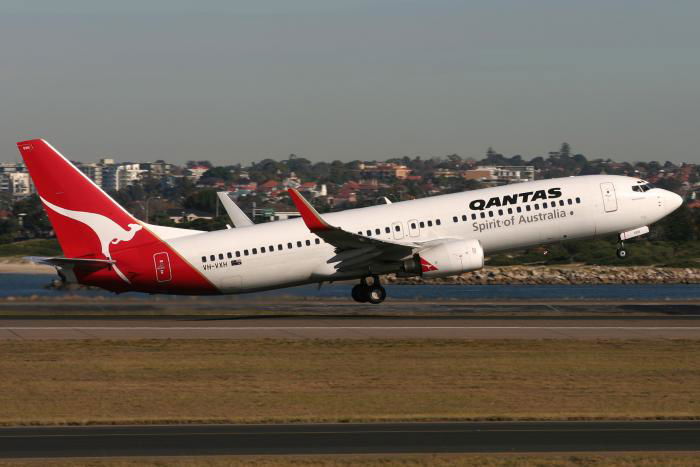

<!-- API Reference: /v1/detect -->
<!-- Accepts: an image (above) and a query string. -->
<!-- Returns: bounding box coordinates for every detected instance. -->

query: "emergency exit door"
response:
[600,182,618,212]
[153,252,172,283]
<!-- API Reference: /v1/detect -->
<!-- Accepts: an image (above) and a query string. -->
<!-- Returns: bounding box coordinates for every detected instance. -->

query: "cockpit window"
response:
[632,183,655,193]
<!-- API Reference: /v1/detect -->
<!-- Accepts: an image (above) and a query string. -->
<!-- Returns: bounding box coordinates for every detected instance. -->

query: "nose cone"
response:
[665,190,683,212]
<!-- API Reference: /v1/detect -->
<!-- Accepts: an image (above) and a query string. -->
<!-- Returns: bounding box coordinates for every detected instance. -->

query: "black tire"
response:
[351,284,369,303]
[367,285,387,304]
[616,248,628,259]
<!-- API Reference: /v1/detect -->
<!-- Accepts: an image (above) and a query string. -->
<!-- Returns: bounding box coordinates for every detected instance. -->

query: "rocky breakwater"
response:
[384,265,700,285]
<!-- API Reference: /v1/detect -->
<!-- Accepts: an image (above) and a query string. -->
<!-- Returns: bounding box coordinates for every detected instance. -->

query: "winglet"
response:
[287,188,333,231]
[217,191,254,228]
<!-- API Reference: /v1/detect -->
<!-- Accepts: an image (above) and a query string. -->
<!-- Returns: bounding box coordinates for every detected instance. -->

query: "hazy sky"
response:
[1,0,699,164]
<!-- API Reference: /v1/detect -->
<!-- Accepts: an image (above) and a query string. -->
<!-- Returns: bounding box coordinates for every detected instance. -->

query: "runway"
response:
[1,301,698,339]
[1,421,698,457]
[1,316,700,339]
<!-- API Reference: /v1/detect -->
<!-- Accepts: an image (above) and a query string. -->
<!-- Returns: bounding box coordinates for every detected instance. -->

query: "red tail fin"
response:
[17,139,143,260]
[16,139,218,294]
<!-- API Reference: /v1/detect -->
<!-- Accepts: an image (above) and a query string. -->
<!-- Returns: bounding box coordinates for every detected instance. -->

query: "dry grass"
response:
[2,453,700,466]
[0,339,699,425]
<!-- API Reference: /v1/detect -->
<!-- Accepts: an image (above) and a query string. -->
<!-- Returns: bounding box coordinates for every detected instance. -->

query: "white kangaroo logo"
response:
[41,197,143,284]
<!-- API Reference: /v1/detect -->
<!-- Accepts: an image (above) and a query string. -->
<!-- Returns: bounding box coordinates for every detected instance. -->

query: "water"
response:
[1,273,699,301]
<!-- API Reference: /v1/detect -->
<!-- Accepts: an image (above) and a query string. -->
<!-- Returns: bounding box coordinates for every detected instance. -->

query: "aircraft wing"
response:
[217,192,255,228]
[287,189,416,271]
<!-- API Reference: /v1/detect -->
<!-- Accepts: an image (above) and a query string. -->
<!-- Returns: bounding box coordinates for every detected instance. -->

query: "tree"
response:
[183,189,219,214]
[658,205,694,241]
[560,142,571,158]
[202,166,236,182]
[12,195,52,239]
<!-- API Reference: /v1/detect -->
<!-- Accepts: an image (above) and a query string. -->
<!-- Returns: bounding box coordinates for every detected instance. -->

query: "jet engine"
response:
[403,239,484,279]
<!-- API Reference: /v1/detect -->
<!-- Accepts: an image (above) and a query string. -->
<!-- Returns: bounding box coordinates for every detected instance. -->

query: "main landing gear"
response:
[351,275,386,304]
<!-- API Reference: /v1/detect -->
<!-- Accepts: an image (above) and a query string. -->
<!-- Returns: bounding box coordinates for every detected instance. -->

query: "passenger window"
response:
[261,247,266,253]
[366,230,372,236]
[395,225,400,231]
[488,211,494,218]
[498,209,503,216]
[471,213,477,220]
[427,220,433,227]
[507,208,513,215]
[269,245,274,251]
[375,228,380,235]
[526,205,531,212]
[227,252,232,259]
[480,212,486,219]
[287,242,293,249]
[517,206,522,213]
[568,199,573,205]
[210,255,215,261]
[315,238,320,244]
[462,215,467,221]
[385,227,390,233]
[576,197,581,204]
[453,216,458,223]
[236,251,241,257]
[559,200,565,206]
[297,241,302,247]
[244,250,249,256]
[411,223,417,229]
[358,231,362,235]
[436,219,441,226]
[305,239,311,246]
[419,221,425,228]
[534,204,539,210]
[278,244,283,250]
[252,248,257,255]
[201,256,206,263]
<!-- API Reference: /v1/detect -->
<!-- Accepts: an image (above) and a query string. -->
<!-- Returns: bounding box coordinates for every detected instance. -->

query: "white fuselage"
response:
[167,175,681,294]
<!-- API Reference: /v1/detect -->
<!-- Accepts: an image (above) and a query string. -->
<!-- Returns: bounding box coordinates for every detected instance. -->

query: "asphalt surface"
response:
[2,316,700,339]
[1,421,698,458]
[1,302,699,339]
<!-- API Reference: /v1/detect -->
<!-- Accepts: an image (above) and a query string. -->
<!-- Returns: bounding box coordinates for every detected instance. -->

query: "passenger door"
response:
[600,182,618,212]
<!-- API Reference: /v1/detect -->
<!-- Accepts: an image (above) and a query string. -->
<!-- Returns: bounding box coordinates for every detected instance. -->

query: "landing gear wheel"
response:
[351,276,386,304]
[367,285,387,304]
[616,237,628,259]
[351,284,369,303]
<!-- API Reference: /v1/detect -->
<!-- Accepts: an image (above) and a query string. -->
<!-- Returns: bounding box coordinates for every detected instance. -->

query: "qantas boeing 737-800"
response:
[17,139,683,304]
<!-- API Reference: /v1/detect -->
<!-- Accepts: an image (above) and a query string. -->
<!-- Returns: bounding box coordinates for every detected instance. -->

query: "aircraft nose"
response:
[665,190,683,212]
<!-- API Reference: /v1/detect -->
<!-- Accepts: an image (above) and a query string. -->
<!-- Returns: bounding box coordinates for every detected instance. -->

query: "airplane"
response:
[17,139,683,304]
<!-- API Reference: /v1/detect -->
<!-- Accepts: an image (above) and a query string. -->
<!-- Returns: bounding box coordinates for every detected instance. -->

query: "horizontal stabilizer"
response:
[26,256,115,269]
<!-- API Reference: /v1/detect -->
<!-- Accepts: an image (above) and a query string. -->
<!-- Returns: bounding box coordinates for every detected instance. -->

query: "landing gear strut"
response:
[616,237,628,259]
[351,275,386,304]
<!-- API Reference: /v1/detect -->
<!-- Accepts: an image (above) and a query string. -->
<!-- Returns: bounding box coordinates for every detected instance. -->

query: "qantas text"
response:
[468,188,562,210]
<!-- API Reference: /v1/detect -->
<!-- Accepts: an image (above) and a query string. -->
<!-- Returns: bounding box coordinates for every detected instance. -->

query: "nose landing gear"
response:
[351,275,386,304]
[616,238,628,259]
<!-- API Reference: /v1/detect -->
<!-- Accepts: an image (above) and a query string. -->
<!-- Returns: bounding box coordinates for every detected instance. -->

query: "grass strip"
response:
[0,339,699,426]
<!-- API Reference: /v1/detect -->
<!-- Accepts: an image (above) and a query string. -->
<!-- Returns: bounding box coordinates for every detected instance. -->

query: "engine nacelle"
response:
[404,239,484,279]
